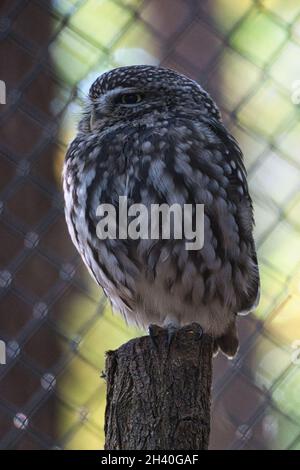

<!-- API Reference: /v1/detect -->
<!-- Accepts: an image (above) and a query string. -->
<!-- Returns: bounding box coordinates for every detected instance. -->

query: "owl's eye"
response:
[118,93,143,105]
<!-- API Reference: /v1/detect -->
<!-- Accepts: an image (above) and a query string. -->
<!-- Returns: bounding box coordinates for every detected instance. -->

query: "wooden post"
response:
[104,323,213,450]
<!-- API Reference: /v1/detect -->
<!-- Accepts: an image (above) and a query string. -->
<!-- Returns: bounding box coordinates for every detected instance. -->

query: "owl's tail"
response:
[213,320,239,359]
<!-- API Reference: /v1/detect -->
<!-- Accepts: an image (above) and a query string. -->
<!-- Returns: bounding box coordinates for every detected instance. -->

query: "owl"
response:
[63,65,260,358]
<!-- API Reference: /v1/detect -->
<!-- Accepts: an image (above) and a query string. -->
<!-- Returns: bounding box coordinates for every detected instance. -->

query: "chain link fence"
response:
[0,0,300,450]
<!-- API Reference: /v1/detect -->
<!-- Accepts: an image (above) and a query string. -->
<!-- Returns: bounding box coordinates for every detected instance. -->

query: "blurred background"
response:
[0,0,300,450]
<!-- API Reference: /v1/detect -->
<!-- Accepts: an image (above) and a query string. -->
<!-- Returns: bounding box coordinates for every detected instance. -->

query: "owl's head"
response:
[80,65,220,132]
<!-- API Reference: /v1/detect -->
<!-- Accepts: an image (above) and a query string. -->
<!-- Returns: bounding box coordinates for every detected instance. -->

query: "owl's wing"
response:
[203,117,260,315]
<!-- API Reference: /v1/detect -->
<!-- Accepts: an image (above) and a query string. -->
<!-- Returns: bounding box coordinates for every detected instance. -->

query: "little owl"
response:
[63,65,260,358]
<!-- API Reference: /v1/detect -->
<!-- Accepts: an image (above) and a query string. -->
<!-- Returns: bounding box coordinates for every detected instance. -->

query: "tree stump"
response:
[104,323,213,450]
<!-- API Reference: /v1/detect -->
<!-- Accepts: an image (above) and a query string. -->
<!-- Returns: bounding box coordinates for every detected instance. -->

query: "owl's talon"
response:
[166,323,180,351]
[182,322,203,339]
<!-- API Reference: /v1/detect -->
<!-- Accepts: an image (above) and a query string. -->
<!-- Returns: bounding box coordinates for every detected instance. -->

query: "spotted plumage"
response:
[63,65,260,358]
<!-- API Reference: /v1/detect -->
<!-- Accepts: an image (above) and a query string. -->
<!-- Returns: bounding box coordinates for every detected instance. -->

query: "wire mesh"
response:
[0,0,300,450]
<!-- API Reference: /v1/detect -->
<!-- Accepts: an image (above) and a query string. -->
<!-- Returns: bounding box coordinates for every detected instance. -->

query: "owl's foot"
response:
[166,322,204,352]
[165,323,180,349]
[181,322,203,339]
[148,323,179,351]
[148,322,203,353]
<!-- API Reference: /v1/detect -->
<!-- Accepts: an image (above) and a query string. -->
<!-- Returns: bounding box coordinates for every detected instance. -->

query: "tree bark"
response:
[104,323,213,450]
